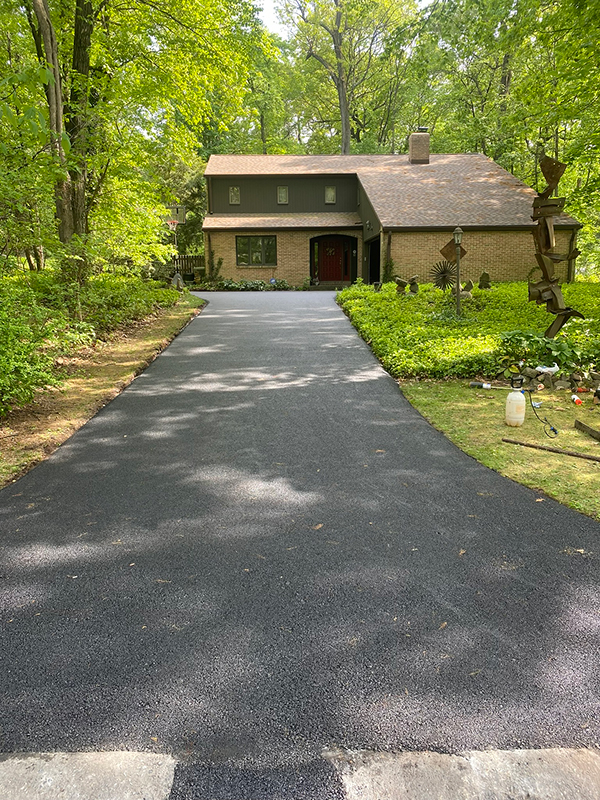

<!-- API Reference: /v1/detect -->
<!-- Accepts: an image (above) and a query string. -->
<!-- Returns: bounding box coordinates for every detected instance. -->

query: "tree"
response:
[0,0,262,279]
[281,0,413,153]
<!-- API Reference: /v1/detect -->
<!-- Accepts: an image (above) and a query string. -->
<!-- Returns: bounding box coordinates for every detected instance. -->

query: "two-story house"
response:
[202,132,580,287]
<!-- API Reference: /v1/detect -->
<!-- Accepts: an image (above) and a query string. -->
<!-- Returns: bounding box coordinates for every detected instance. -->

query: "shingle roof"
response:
[202,212,361,230]
[205,154,404,176]
[204,153,579,229]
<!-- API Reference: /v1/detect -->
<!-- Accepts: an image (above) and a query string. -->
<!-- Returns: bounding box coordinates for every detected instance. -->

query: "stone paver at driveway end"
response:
[0,291,599,795]
[0,752,175,800]
[327,747,600,800]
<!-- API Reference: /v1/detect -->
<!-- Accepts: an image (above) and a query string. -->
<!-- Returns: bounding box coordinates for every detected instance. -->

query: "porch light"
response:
[453,227,463,316]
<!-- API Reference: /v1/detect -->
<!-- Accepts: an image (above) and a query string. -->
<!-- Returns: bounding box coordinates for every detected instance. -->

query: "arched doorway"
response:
[310,235,358,284]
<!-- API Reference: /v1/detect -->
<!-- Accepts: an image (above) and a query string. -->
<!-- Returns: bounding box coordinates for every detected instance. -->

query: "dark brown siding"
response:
[357,179,380,240]
[211,176,359,214]
[357,178,381,278]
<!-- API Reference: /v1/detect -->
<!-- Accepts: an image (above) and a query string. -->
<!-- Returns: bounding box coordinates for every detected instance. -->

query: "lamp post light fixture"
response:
[453,226,463,316]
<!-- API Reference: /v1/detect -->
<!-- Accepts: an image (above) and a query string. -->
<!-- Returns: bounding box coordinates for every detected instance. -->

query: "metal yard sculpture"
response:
[528,155,583,337]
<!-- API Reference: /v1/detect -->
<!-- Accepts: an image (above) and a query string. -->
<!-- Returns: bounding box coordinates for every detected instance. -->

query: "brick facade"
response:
[207,227,576,285]
[205,229,364,285]
[389,229,574,283]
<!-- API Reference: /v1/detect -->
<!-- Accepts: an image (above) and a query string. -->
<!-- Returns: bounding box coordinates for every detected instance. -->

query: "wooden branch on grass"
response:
[502,438,600,464]
[574,420,600,443]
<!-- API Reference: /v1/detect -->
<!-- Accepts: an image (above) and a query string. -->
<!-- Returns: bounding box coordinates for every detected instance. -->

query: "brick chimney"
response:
[408,128,430,164]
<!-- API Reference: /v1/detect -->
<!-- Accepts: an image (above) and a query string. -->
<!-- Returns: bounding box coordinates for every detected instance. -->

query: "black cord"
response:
[526,390,558,438]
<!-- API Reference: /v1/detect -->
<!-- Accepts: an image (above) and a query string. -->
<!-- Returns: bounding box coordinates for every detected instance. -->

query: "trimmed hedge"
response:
[337,281,600,378]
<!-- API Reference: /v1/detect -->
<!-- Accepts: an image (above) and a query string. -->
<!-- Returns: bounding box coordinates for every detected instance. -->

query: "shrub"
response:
[0,282,58,415]
[190,277,294,291]
[0,272,181,417]
[79,275,179,335]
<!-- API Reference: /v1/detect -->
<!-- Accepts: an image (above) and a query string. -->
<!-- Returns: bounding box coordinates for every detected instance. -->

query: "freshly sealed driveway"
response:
[1,292,599,790]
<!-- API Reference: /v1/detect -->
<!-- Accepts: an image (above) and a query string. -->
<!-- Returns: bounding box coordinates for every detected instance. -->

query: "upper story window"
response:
[325,185,336,204]
[277,186,289,205]
[229,186,240,205]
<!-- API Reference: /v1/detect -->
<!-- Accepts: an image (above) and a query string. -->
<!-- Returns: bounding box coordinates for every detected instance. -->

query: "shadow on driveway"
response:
[0,292,599,775]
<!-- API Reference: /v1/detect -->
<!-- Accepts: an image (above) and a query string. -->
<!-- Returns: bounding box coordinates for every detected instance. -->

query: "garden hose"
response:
[525,388,558,438]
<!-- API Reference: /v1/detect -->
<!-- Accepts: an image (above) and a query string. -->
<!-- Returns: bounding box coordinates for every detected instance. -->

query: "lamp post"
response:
[453,226,463,316]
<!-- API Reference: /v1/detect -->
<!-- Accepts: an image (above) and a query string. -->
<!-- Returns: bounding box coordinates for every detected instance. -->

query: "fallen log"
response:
[574,419,600,443]
[502,437,600,464]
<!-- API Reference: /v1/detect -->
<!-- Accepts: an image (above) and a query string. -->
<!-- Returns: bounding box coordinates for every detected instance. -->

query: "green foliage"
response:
[337,281,600,378]
[382,257,396,283]
[192,277,294,291]
[0,273,180,417]
[78,276,180,335]
[0,281,58,415]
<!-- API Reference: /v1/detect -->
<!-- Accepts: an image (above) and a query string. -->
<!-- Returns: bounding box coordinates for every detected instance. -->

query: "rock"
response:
[395,278,408,294]
[463,279,474,292]
[590,370,600,382]
[478,271,492,289]
[541,373,554,389]
[460,291,472,300]
[554,381,570,390]
[570,372,583,382]
[409,280,419,294]
[522,367,539,379]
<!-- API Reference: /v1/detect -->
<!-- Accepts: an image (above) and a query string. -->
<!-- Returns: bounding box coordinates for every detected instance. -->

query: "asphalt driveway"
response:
[1,291,599,796]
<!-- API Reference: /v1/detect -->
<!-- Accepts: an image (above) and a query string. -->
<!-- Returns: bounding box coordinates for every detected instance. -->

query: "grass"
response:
[337,280,600,520]
[0,293,204,488]
[401,380,600,521]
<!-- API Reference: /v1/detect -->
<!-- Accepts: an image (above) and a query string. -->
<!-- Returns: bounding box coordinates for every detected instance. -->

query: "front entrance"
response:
[367,236,381,284]
[310,235,357,284]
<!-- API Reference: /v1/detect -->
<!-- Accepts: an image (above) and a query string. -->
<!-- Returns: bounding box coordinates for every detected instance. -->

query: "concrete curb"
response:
[325,746,600,800]
[0,752,175,800]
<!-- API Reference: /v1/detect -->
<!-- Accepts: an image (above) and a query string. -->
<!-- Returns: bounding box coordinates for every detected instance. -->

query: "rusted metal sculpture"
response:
[528,155,583,337]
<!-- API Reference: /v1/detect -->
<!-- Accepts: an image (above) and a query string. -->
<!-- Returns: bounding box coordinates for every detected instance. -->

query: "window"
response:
[236,236,277,266]
[277,186,289,204]
[325,185,336,204]
[229,186,240,205]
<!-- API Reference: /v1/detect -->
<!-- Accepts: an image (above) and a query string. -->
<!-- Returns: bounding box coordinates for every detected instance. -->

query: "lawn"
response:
[338,281,600,520]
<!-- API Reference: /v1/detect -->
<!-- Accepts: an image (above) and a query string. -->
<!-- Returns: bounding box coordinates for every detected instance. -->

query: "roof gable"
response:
[204,154,579,229]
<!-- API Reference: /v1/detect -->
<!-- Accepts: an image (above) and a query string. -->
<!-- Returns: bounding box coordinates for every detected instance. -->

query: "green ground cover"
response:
[0,273,181,416]
[337,281,600,378]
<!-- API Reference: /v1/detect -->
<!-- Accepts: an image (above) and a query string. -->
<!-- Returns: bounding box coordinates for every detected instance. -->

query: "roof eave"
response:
[383,223,582,232]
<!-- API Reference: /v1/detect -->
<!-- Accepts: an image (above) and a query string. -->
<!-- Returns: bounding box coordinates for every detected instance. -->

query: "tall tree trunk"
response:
[331,21,350,154]
[29,0,75,243]
[259,110,267,154]
[499,53,511,114]
[67,0,94,237]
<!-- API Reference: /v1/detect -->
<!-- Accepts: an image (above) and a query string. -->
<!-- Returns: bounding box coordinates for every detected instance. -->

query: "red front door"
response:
[318,237,345,282]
